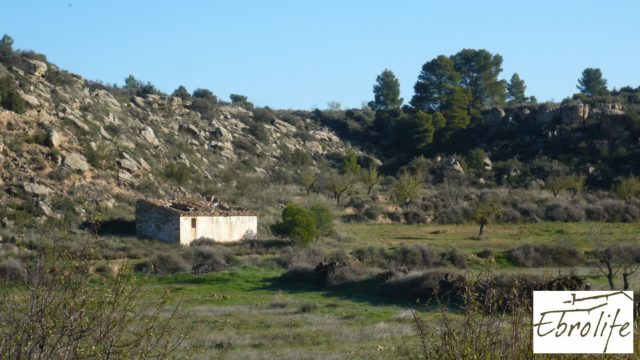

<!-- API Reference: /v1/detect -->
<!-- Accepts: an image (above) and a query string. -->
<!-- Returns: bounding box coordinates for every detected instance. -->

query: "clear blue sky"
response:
[3,1,639,109]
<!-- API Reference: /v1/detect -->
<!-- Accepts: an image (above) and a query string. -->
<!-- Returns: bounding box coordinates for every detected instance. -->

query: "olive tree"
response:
[613,176,640,204]
[473,199,502,240]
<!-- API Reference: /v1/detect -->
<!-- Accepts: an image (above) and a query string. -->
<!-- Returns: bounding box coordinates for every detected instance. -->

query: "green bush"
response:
[309,203,336,243]
[163,162,191,185]
[247,121,269,142]
[0,76,26,114]
[45,68,77,87]
[270,204,319,246]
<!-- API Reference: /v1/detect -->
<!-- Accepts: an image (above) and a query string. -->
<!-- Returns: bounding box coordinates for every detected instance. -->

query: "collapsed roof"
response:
[137,198,257,217]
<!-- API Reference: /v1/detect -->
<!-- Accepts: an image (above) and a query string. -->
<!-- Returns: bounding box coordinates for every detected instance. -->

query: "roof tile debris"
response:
[137,198,257,216]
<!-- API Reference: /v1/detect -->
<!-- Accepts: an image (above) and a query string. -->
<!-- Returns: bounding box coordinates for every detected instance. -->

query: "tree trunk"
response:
[606,261,615,290]
[478,221,485,240]
[623,272,630,290]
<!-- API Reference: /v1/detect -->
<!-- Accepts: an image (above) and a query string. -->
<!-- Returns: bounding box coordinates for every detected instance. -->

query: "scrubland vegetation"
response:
[2,220,640,358]
[1,34,640,358]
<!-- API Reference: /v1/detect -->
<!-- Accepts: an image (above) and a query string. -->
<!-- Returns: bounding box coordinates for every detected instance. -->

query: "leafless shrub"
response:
[544,201,585,222]
[508,243,584,267]
[0,248,187,359]
[144,252,191,275]
[182,245,238,274]
[399,272,639,359]
[277,247,327,269]
[398,276,532,360]
[324,263,379,287]
[0,257,26,282]
[351,245,467,270]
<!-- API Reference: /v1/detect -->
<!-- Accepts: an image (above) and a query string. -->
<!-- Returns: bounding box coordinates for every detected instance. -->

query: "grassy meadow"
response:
[130,221,640,359]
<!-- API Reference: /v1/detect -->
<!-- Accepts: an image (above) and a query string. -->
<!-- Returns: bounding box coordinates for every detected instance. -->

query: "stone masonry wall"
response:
[135,201,181,243]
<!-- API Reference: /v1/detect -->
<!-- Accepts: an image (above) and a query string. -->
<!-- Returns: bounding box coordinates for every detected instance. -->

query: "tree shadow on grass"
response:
[261,271,428,309]
[80,219,136,237]
[395,236,426,241]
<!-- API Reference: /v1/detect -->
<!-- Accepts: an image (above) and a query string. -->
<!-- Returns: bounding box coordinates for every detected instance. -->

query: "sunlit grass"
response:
[119,222,640,358]
[338,221,639,252]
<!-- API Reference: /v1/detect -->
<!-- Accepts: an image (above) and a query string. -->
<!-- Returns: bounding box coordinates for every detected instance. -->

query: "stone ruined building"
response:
[135,198,257,245]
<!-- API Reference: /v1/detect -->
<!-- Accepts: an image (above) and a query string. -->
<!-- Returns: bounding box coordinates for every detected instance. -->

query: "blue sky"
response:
[3,1,639,109]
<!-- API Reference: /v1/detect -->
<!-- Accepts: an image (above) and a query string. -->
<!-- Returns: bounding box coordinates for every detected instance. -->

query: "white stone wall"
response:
[179,215,257,245]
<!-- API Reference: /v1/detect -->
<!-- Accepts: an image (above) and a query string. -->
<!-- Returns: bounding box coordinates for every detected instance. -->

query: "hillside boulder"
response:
[26,59,48,78]
[23,182,52,196]
[140,126,160,146]
[63,152,91,172]
[210,125,233,142]
[482,107,505,125]
[91,90,121,111]
[305,141,323,154]
[46,129,63,148]
[117,156,140,173]
[273,119,296,134]
[179,123,201,138]
[444,157,464,174]
[483,156,493,171]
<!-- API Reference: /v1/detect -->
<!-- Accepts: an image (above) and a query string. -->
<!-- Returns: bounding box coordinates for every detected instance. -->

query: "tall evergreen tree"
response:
[124,75,142,90]
[0,34,14,58]
[432,112,446,130]
[391,111,434,157]
[369,69,403,111]
[411,55,460,111]
[412,110,435,147]
[451,49,506,109]
[0,34,13,48]
[171,86,191,101]
[507,73,527,104]
[441,87,471,130]
[577,68,608,97]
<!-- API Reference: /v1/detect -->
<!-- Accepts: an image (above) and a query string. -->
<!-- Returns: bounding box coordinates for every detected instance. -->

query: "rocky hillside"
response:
[2,48,640,234]
[415,99,640,189]
[0,56,355,230]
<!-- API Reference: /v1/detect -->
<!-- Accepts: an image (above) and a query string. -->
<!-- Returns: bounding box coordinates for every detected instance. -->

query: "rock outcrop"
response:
[63,152,91,172]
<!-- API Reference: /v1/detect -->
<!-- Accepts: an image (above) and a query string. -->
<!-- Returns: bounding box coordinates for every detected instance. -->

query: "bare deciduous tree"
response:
[590,241,640,290]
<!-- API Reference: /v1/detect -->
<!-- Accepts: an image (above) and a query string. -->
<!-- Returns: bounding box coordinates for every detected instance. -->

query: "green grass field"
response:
[137,221,639,359]
[339,222,638,252]
[143,268,416,359]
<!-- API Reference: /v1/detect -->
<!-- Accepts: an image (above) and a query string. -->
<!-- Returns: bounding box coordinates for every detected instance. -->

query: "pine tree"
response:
[369,69,403,111]
[411,55,460,111]
[451,49,506,108]
[507,73,527,104]
[441,87,471,130]
[577,68,608,97]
